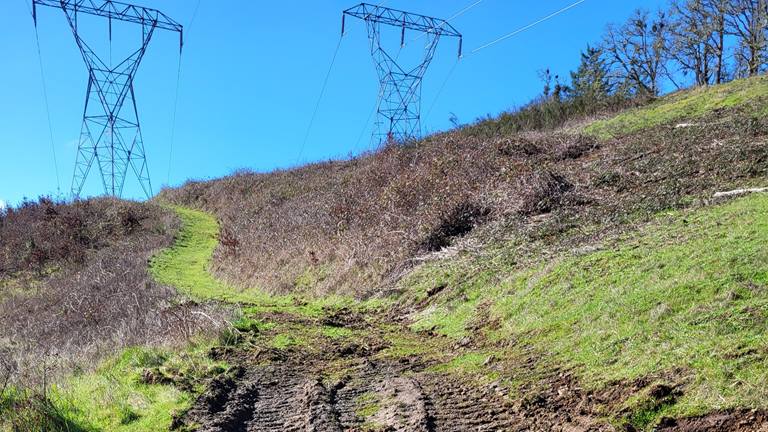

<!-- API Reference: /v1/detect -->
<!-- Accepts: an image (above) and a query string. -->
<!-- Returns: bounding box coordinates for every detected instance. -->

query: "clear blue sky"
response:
[0,0,669,206]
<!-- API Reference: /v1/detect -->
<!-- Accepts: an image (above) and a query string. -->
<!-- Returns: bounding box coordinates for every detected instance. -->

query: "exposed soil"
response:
[173,309,768,431]
[656,410,768,432]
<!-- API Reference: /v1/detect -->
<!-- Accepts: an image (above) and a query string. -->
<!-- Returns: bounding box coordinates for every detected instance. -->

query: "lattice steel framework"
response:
[343,3,462,144]
[33,0,183,198]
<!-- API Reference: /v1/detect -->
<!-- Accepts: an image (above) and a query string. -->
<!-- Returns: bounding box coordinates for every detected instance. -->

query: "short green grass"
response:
[585,75,768,138]
[1,341,226,432]
[149,206,285,305]
[413,193,768,423]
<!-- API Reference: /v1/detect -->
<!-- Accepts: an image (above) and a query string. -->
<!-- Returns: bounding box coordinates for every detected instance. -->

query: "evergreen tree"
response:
[569,45,612,102]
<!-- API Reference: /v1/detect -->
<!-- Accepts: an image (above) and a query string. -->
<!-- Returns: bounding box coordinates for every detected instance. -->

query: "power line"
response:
[296,37,343,163]
[446,0,484,22]
[167,0,201,186]
[26,0,62,193]
[410,0,484,44]
[424,59,459,123]
[469,0,587,55]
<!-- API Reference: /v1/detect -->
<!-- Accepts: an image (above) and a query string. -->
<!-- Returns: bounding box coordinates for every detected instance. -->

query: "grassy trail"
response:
[149,207,282,304]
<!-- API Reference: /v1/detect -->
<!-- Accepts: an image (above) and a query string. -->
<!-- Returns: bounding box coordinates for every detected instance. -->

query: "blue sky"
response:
[0,0,669,205]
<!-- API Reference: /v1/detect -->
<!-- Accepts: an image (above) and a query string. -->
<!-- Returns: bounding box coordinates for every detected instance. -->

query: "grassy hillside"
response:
[585,75,768,138]
[2,76,767,430]
[408,193,768,425]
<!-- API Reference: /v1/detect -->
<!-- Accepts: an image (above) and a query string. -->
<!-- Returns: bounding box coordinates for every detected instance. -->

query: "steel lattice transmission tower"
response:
[33,0,183,198]
[342,3,462,145]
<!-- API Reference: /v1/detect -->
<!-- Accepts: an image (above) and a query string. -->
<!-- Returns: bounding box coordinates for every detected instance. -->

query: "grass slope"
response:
[412,193,768,422]
[585,75,768,138]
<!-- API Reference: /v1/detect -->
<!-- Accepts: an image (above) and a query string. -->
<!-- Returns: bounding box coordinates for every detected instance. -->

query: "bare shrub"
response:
[518,170,575,216]
[0,199,228,391]
[421,203,491,252]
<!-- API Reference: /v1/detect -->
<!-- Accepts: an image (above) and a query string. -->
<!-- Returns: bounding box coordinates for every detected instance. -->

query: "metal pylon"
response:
[33,0,183,198]
[343,3,462,145]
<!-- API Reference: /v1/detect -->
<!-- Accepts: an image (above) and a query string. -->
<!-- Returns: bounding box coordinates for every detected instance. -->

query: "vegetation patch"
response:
[585,75,768,138]
[412,194,768,419]
[0,341,226,432]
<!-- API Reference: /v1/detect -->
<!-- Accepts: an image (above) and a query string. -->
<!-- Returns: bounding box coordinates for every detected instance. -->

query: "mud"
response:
[174,310,768,432]
[656,410,768,432]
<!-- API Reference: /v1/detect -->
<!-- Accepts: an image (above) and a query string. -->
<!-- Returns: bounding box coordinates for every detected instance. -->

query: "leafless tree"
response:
[727,0,768,76]
[706,0,730,83]
[670,0,721,85]
[602,9,673,96]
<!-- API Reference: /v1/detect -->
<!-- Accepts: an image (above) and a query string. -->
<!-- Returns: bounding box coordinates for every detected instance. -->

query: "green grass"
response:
[585,75,768,138]
[150,206,286,305]
[412,194,768,422]
[54,342,225,431]
[0,342,227,432]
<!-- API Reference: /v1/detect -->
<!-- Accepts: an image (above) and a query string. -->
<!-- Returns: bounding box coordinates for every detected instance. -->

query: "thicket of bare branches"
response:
[555,0,768,101]
[0,199,227,389]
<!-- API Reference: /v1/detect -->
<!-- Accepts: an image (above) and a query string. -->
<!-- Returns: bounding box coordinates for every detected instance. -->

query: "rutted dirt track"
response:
[176,358,524,431]
[172,313,768,432]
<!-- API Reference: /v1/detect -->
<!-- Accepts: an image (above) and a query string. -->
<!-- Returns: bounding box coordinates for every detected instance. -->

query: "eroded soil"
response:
[170,306,768,431]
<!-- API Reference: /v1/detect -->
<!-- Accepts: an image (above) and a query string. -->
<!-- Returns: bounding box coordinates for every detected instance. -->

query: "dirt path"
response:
[158,207,768,432]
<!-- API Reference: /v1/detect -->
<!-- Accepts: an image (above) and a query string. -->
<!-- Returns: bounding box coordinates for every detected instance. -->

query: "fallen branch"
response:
[713,187,768,198]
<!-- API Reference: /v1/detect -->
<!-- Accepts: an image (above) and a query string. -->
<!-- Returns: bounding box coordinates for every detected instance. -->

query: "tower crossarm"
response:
[34,0,183,50]
[343,3,462,40]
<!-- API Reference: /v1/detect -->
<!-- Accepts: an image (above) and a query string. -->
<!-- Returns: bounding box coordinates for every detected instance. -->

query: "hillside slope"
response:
[1,76,767,431]
[158,76,768,430]
[160,76,768,299]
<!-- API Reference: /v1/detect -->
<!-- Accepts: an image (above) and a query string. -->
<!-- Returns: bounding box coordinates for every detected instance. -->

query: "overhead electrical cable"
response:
[296,37,344,163]
[410,0,484,44]
[25,0,62,192]
[469,0,587,55]
[167,0,202,186]
[424,0,589,127]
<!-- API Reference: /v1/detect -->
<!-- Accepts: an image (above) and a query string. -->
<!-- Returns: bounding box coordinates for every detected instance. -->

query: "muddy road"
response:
[166,306,767,432]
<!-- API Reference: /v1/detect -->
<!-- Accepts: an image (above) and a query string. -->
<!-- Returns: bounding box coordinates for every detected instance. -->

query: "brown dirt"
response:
[656,410,768,432]
[172,307,768,432]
